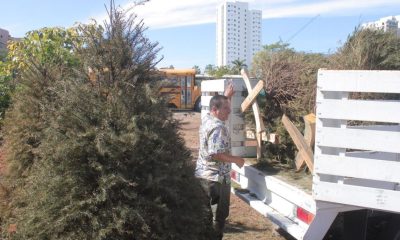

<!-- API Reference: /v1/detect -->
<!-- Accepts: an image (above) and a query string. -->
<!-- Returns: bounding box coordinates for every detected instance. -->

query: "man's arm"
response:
[212,153,245,168]
[224,80,234,100]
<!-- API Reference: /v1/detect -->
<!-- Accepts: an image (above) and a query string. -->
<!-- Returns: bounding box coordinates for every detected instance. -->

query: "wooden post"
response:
[241,80,265,112]
[281,114,314,173]
[241,68,265,160]
[295,113,316,170]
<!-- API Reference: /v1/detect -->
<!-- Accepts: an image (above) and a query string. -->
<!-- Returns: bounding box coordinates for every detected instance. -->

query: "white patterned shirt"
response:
[195,113,231,183]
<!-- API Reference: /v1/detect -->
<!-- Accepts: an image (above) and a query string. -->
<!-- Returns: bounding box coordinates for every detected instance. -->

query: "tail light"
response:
[230,170,238,181]
[297,207,314,224]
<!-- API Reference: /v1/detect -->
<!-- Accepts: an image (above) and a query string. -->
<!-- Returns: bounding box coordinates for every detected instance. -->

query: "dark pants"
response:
[199,178,231,239]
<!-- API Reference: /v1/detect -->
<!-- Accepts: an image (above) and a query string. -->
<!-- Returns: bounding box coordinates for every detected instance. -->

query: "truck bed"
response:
[245,158,313,194]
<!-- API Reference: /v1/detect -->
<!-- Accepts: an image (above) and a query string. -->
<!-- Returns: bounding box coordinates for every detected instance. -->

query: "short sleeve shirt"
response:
[195,113,231,183]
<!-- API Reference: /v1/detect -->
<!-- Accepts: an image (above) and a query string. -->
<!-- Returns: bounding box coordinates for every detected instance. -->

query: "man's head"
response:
[209,95,231,121]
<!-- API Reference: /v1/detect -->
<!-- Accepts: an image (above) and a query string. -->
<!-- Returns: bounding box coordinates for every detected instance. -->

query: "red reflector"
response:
[297,207,314,224]
[230,171,237,181]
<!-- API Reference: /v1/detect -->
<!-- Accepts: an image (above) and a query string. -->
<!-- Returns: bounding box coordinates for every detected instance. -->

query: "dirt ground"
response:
[174,111,295,240]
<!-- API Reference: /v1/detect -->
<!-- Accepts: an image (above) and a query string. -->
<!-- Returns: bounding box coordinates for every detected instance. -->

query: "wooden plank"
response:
[316,127,400,153]
[317,99,400,123]
[303,114,316,147]
[315,154,400,183]
[295,114,316,170]
[318,70,400,93]
[282,115,314,172]
[241,68,265,160]
[313,181,400,212]
[241,80,265,112]
[247,131,279,144]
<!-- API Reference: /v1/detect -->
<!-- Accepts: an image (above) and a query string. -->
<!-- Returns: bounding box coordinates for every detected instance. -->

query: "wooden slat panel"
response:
[313,181,400,212]
[316,127,400,153]
[318,70,400,93]
[241,80,265,112]
[315,154,400,182]
[317,99,400,123]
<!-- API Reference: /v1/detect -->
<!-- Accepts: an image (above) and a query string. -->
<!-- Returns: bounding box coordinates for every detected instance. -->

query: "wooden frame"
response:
[240,69,265,160]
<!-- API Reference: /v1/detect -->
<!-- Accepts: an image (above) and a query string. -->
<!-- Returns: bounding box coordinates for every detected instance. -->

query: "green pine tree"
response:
[1,2,213,239]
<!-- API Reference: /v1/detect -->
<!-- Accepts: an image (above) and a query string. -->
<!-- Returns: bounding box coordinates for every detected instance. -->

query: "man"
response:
[195,83,245,240]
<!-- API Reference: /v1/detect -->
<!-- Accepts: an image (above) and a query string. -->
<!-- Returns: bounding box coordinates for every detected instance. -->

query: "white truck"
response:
[201,70,400,240]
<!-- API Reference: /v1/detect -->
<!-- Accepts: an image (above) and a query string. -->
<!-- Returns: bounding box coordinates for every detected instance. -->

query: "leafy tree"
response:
[1,27,81,179]
[1,2,214,240]
[204,64,234,78]
[262,41,292,52]
[213,65,232,78]
[192,65,201,74]
[0,49,6,61]
[0,26,82,236]
[204,64,215,75]
[0,55,12,125]
[231,59,247,75]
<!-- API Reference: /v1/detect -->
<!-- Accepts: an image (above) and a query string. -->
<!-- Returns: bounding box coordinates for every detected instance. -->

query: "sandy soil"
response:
[174,111,295,240]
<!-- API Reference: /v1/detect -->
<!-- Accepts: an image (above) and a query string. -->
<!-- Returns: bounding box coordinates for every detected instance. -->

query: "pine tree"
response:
[2,2,214,239]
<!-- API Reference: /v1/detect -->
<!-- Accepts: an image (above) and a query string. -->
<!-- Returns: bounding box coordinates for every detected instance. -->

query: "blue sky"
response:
[2,0,400,71]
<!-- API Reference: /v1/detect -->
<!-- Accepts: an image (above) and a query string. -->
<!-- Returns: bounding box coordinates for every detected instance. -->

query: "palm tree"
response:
[192,65,201,74]
[231,59,247,74]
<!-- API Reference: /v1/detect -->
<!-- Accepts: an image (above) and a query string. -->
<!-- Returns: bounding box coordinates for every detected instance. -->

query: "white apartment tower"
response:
[216,1,262,68]
[361,16,400,36]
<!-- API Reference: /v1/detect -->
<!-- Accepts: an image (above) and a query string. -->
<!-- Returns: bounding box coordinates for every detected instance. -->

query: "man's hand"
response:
[224,80,234,99]
[212,153,245,168]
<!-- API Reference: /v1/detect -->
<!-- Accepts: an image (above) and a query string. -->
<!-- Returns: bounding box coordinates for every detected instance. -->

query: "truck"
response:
[201,69,400,240]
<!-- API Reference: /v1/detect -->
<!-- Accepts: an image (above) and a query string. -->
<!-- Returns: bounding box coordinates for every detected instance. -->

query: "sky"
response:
[2,0,400,71]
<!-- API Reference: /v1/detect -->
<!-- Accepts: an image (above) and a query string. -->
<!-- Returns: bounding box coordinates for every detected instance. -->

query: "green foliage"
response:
[0,27,81,129]
[0,59,12,125]
[251,42,329,165]
[2,27,81,179]
[262,41,292,52]
[192,65,201,74]
[331,28,400,70]
[213,65,232,78]
[253,30,400,166]
[204,64,215,75]
[231,59,247,75]
[203,64,235,78]
[1,2,213,240]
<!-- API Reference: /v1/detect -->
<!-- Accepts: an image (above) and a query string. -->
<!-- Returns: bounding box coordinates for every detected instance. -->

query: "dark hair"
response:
[209,95,228,110]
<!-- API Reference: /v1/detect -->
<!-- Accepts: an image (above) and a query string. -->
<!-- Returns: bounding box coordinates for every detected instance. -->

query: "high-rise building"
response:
[361,16,400,37]
[0,28,11,50]
[216,1,262,68]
